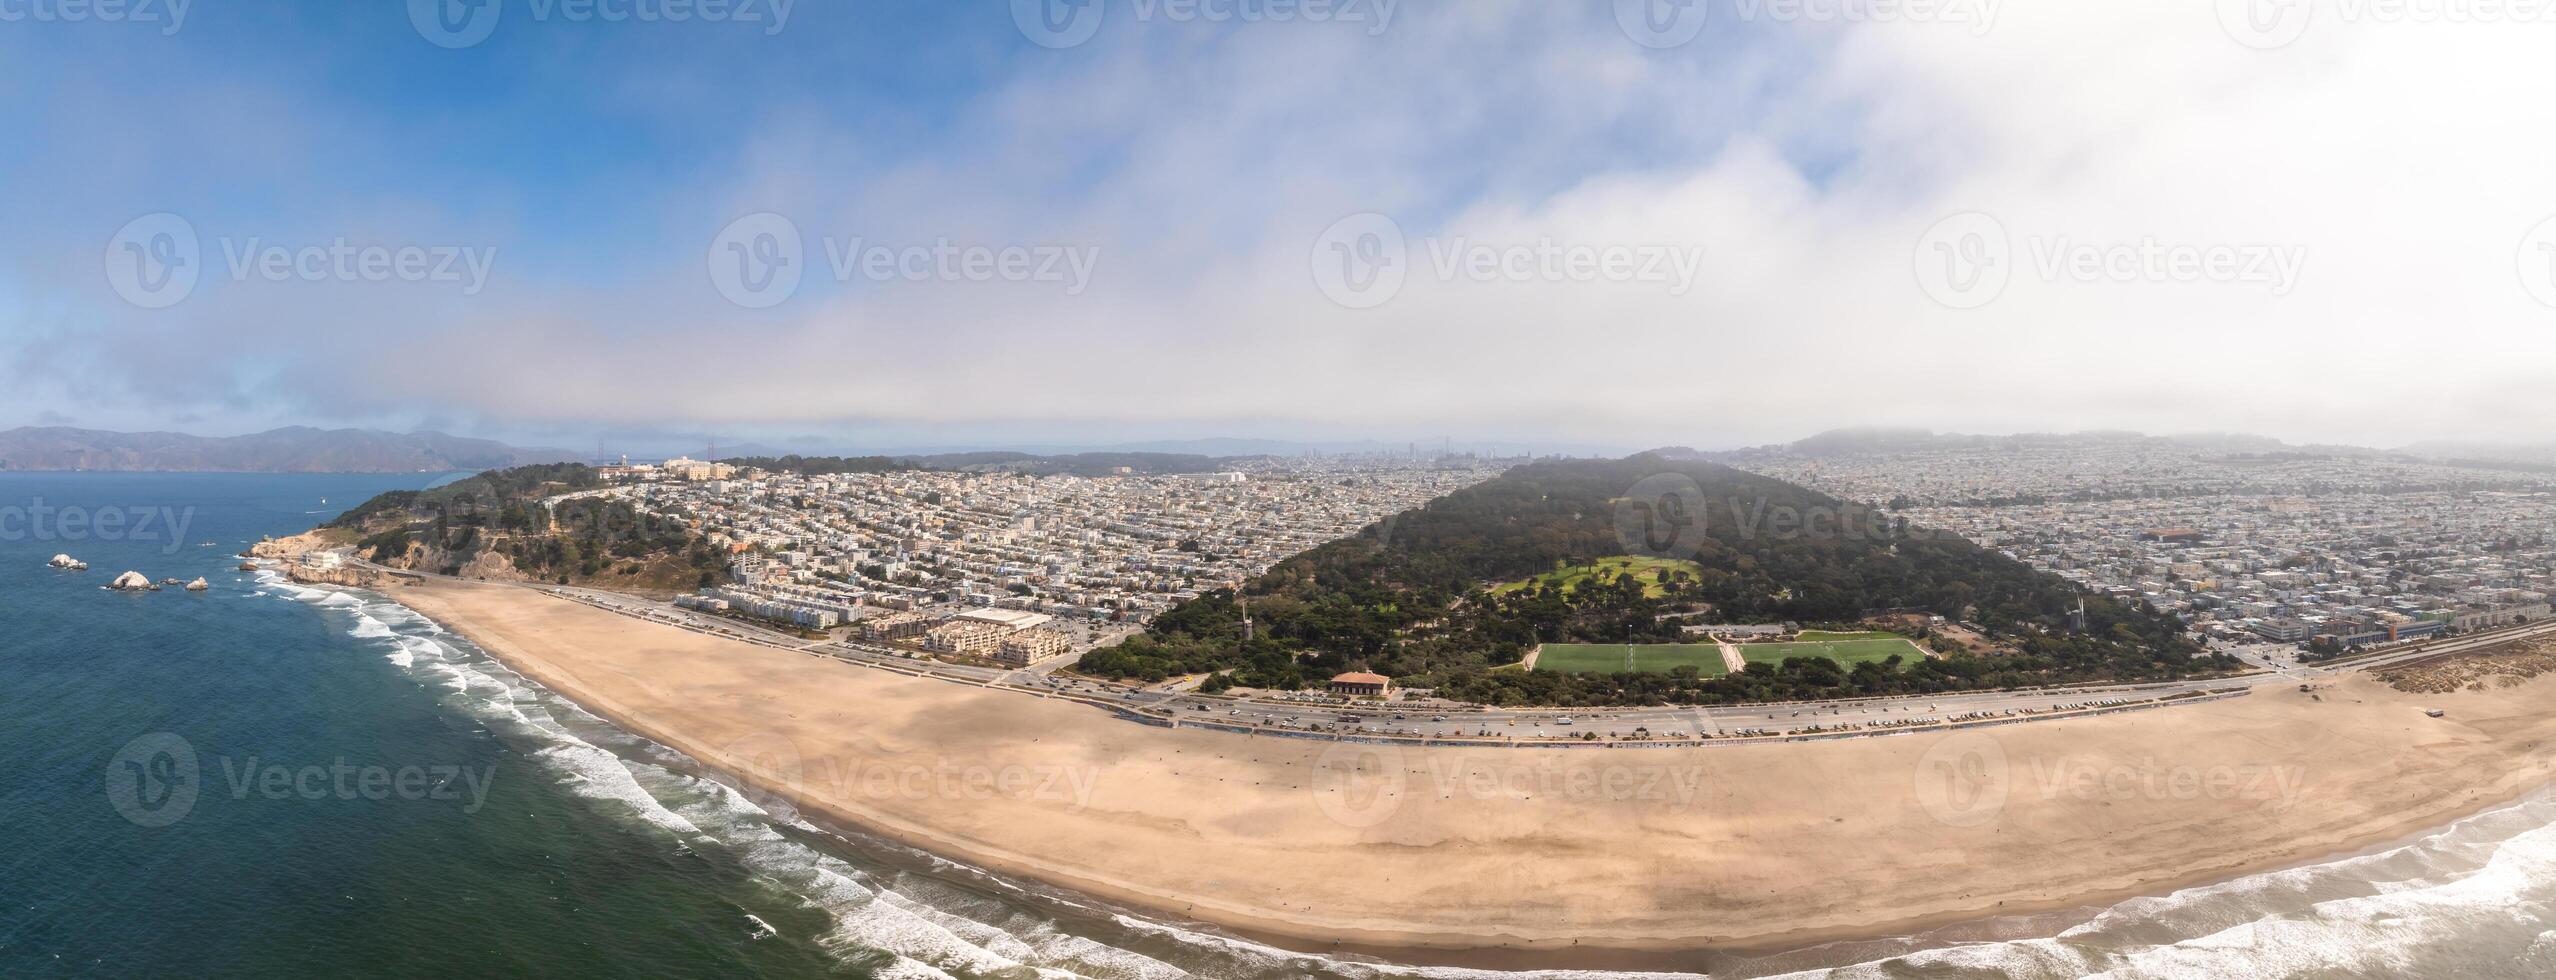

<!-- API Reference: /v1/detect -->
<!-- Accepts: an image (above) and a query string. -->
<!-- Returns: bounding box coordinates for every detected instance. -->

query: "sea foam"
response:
[303,582,2556,980]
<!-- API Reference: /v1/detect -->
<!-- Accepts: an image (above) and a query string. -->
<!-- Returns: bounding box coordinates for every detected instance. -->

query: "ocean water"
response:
[6,473,2556,979]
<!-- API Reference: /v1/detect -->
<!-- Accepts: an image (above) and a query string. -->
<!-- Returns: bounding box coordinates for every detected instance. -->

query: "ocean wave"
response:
[288,585,2556,980]
[1758,793,2556,980]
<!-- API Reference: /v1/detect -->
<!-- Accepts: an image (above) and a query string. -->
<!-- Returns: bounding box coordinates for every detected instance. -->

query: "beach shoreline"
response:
[382,575,2556,966]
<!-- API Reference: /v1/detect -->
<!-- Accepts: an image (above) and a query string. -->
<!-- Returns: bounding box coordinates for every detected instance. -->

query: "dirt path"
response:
[1715,637,1746,674]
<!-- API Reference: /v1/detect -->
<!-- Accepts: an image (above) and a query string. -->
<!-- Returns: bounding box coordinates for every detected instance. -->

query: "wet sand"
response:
[391,577,2556,961]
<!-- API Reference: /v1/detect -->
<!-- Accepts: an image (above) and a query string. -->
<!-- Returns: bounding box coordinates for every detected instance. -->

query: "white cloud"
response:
[8,2,2555,448]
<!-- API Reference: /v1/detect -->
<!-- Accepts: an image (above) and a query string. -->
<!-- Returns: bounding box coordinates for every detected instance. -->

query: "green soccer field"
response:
[1534,643,1731,676]
[1793,629,1904,642]
[1738,637,1925,670]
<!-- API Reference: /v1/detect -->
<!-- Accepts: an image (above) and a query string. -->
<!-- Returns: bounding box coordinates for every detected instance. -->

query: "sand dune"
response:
[391,576,2556,960]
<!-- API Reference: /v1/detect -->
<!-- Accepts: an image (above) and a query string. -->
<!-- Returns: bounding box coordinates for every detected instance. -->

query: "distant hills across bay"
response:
[6,423,2552,475]
[0,427,579,474]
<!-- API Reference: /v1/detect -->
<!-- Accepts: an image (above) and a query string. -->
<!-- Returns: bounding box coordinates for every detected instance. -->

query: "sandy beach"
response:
[389,576,2556,961]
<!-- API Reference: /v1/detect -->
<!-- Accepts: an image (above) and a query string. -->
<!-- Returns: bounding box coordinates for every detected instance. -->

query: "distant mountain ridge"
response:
[1716,427,2389,460]
[720,451,1234,478]
[2396,440,2556,469]
[0,426,578,473]
[676,436,1632,459]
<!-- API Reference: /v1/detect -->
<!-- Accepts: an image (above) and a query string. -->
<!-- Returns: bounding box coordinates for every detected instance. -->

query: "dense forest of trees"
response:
[1080,455,2230,705]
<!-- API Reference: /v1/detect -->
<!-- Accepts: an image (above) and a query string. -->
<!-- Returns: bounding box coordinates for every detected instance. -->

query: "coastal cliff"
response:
[249,528,357,561]
[247,529,421,589]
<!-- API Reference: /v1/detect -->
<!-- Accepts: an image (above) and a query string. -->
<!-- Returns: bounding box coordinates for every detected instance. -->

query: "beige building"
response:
[659,457,738,481]
[1329,671,1391,697]
[921,621,1010,656]
[859,611,933,642]
[995,628,1072,666]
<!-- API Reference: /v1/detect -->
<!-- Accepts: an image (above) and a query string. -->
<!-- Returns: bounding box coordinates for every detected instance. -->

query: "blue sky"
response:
[5,2,2554,453]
